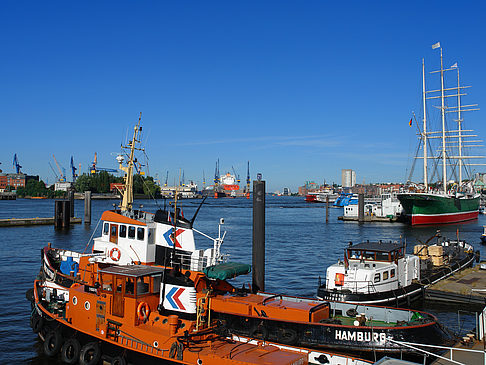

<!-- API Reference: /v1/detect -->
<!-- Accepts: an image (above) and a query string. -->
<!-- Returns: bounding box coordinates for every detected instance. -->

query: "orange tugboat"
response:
[28,115,373,365]
[28,116,450,364]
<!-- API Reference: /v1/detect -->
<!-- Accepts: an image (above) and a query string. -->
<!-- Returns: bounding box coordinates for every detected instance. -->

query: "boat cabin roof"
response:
[99,265,165,278]
[348,241,404,253]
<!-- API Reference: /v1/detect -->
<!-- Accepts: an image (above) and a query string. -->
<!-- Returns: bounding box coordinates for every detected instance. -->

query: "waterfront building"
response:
[341,169,356,188]
[0,173,26,191]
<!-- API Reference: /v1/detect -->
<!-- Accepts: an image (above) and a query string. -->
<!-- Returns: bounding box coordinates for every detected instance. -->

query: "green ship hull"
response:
[397,193,479,225]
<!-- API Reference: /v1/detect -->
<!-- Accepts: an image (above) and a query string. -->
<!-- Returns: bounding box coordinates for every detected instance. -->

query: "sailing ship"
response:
[397,43,482,225]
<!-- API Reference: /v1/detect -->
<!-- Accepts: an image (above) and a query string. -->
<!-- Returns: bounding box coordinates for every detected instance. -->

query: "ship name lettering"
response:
[335,330,387,343]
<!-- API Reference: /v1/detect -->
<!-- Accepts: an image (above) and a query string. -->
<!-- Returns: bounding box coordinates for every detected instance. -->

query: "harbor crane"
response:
[214,159,220,186]
[48,162,59,181]
[90,152,118,174]
[232,166,241,184]
[246,161,250,198]
[164,171,168,187]
[70,156,78,182]
[13,154,22,174]
[52,154,65,182]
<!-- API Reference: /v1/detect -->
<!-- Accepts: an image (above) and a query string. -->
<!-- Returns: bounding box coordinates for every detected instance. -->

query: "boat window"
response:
[148,228,154,245]
[152,275,161,293]
[119,225,127,238]
[136,277,150,295]
[103,223,109,235]
[128,226,135,239]
[376,252,389,261]
[390,269,395,278]
[383,271,389,280]
[110,225,117,237]
[125,277,135,297]
[137,227,145,241]
[374,273,381,283]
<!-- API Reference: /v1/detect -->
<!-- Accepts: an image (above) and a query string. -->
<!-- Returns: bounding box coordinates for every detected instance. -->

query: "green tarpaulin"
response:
[203,262,251,280]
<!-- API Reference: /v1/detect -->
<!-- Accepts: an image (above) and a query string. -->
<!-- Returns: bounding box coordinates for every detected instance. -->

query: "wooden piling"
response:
[358,193,364,223]
[84,191,92,224]
[325,195,329,223]
[68,190,74,217]
[55,200,71,229]
[252,178,265,293]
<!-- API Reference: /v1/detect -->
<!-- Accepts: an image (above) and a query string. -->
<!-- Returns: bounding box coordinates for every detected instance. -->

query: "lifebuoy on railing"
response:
[110,247,121,261]
[137,301,150,322]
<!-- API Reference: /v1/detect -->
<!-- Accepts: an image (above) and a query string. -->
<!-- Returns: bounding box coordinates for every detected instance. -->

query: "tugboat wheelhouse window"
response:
[103,223,109,235]
[383,271,389,280]
[390,269,396,278]
[137,227,145,241]
[128,226,136,239]
[374,273,381,283]
[119,225,127,238]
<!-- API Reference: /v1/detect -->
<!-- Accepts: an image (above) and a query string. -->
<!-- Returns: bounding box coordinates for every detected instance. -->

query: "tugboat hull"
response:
[214,310,452,354]
[317,248,475,306]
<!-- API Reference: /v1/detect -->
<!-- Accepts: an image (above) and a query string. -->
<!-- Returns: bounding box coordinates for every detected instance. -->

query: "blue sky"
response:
[2,1,486,192]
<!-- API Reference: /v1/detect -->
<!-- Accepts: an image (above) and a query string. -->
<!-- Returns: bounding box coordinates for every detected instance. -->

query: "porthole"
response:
[162,318,168,324]
[180,323,185,329]
[72,296,78,305]
[153,341,159,348]
[84,301,91,310]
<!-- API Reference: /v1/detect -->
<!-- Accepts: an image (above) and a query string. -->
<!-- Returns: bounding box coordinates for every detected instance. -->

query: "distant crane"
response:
[48,162,58,181]
[70,156,78,182]
[246,161,250,199]
[164,171,169,187]
[13,154,22,174]
[214,159,220,186]
[52,154,66,182]
[90,152,118,174]
[232,166,241,184]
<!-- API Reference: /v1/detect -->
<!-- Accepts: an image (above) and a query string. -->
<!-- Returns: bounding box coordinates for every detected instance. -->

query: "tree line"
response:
[15,172,161,198]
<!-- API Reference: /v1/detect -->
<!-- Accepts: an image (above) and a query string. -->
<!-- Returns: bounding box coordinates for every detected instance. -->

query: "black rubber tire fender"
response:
[31,314,44,333]
[79,341,101,365]
[43,331,63,357]
[61,338,81,365]
[277,327,298,345]
[249,324,269,340]
[111,355,127,365]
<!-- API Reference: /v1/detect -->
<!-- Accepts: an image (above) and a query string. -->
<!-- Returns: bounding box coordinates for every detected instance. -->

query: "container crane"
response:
[13,154,22,174]
[52,154,65,182]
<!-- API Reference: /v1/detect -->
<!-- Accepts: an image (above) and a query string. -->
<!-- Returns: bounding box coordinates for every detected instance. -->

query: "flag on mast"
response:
[409,117,413,127]
[432,42,441,49]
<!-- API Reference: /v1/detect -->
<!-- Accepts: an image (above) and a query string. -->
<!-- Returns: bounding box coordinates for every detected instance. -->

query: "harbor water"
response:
[1,195,485,363]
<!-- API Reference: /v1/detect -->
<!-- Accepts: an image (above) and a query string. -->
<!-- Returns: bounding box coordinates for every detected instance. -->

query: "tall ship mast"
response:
[398,43,482,225]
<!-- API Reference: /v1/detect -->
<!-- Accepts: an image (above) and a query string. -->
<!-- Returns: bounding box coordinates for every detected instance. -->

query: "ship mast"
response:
[438,45,447,194]
[118,113,143,211]
[456,67,463,185]
[422,58,428,190]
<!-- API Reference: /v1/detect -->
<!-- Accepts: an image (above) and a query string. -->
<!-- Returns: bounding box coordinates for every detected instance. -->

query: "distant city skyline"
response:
[1,1,485,192]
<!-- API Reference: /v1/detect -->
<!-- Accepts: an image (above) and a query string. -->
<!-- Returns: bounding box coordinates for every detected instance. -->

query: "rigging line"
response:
[82,217,102,254]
